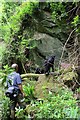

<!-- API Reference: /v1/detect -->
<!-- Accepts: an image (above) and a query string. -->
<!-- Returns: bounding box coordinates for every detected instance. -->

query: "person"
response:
[6,63,25,120]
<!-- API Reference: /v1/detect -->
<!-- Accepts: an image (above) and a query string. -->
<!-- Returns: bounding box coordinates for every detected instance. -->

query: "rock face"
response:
[19,10,68,69]
[7,8,68,71]
[30,32,64,67]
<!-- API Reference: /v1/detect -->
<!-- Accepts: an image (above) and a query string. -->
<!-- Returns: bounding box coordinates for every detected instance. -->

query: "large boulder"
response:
[22,11,68,68]
[30,32,65,67]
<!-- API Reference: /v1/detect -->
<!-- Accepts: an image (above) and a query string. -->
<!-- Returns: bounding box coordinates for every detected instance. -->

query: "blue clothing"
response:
[6,72,22,90]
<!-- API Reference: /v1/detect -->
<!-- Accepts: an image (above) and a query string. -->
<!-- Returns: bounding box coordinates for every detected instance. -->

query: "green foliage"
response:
[28,90,79,119]
[72,15,80,27]
[0,64,13,86]
[21,38,37,49]
[21,39,29,46]
[76,88,80,92]
[1,1,39,41]
[3,2,20,20]
[15,106,27,120]
[0,2,80,120]
[0,42,5,62]
[0,2,20,42]
[1,1,39,67]
[23,84,35,102]
[72,15,80,32]
[2,40,20,66]
[15,83,35,119]
[50,3,67,22]
[1,96,10,120]
[0,25,11,43]
[9,2,39,33]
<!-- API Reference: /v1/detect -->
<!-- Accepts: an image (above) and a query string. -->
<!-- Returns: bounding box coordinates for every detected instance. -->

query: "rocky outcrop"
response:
[22,11,68,67]
[30,33,64,67]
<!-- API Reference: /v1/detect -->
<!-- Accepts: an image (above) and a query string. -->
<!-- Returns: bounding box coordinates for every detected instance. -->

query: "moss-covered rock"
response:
[62,71,78,82]
[34,74,67,99]
[30,33,63,67]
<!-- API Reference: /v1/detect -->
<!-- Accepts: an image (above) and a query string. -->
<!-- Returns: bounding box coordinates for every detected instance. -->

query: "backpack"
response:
[5,86,19,98]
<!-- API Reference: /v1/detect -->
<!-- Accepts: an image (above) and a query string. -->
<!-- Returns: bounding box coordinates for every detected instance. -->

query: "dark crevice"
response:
[35,47,46,60]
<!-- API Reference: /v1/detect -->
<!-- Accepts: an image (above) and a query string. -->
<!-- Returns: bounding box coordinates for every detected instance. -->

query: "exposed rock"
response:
[30,33,65,67]
[34,74,67,99]
[21,11,68,69]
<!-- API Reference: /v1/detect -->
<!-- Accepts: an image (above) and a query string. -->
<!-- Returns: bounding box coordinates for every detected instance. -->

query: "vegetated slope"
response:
[22,67,80,119]
[1,2,80,74]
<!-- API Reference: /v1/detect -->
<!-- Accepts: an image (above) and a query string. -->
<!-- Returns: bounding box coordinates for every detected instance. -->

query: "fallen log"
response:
[21,73,45,78]
[21,72,60,79]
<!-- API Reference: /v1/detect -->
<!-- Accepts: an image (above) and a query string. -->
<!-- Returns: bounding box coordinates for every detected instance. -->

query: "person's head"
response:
[11,63,18,72]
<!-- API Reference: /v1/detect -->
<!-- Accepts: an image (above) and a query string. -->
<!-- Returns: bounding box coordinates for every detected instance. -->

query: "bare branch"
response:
[59,28,77,66]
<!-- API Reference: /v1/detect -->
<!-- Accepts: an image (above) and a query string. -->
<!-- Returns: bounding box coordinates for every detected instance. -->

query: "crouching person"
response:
[6,63,25,120]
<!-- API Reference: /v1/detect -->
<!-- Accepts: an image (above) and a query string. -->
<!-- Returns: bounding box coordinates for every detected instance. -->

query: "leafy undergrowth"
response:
[25,88,80,119]
[0,41,5,66]
[14,66,79,119]
[34,74,65,99]
[0,65,80,119]
[21,73,79,119]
